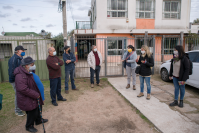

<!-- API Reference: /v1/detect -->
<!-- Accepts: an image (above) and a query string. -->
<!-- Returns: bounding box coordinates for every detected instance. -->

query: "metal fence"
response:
[72,36,199,78]
[0,36,199,82]
[76,21,93,29]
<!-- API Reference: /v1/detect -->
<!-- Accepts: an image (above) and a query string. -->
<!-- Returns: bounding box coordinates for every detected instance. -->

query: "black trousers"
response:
[25,106,42,128]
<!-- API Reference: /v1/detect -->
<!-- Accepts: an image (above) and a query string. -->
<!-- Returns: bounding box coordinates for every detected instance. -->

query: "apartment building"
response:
[73,0,198,62]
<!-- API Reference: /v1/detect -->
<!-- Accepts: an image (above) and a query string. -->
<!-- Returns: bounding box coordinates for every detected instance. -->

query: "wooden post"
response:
[62,1,67,46]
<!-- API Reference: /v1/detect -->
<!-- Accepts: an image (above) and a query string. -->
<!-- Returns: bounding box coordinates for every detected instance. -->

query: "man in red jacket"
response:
[46,47,66,106]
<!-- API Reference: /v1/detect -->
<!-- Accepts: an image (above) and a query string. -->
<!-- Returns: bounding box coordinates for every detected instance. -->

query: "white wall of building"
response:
[90,0,191,30]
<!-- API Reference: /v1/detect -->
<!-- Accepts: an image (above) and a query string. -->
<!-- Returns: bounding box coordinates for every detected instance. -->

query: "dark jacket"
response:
[14,66,43,111]
[63,52,76,70]
[8,54,23,83]
[169,54,190,81]
[46,55,64,79]
[137,54,154,76]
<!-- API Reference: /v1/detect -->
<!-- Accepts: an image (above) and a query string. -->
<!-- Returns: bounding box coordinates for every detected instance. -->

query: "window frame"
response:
[107,0,128,18]
[136,0,155,19]
[162,0,181,19]
[163,38,179,55]
[107,38,127,56]
[0,43,13,60]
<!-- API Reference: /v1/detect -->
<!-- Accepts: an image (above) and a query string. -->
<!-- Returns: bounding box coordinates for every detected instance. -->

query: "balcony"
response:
[76,21,93,30]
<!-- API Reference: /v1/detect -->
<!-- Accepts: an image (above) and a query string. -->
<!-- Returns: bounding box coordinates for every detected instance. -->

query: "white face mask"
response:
[29,64,36,71]
[53,51,57,56]
[141,51,145,54]
[174,51,178,55]
[94,48,97,52]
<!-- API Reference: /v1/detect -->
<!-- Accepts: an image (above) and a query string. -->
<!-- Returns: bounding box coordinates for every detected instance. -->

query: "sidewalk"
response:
[108,77,199,133]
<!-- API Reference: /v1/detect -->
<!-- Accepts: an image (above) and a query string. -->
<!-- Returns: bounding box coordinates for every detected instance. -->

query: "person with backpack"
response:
[169,45,190,108]
[122,45,137,90]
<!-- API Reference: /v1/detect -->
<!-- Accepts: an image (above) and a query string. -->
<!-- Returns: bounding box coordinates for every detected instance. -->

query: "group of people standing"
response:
[8,44,102,132]
[7,43,190,132]
[122,45,190,107]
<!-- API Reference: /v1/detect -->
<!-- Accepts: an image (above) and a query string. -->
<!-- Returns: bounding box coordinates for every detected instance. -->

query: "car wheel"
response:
[161,68,170,82]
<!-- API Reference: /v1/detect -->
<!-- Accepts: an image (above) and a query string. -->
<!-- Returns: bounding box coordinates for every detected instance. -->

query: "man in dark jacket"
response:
[46,47,66,106]
[14,56,48,133]
[63,46,78,94]
[8,45,27,116]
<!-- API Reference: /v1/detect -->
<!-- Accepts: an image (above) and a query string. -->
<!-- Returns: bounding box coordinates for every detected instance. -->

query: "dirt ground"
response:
[8,82,157,133]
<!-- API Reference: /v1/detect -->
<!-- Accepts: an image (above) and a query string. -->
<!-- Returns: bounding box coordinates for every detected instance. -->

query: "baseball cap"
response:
[15,45,27,52]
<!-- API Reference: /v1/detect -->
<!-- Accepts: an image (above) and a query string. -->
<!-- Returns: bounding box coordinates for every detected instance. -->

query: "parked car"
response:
[160,50,199,88]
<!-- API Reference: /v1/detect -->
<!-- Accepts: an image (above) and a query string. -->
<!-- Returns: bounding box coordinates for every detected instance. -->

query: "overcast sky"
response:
[0,0,199,36]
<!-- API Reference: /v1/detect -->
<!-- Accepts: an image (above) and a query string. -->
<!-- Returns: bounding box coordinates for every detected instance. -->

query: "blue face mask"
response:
[21,52,25,56]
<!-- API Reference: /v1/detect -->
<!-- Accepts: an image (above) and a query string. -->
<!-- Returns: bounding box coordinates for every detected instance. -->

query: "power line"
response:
[0,3,56,8]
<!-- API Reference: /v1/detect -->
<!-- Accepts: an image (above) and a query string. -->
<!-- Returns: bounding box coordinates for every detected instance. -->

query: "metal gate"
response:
[71,37,155,78]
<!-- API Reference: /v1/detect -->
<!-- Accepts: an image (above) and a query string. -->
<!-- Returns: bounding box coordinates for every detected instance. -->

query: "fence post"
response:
[122,39,124,76]
[161,35,165,62]
[180,31,184,45]
[104,39,107,77]
[144,31,148,46]
[152,35,155,75]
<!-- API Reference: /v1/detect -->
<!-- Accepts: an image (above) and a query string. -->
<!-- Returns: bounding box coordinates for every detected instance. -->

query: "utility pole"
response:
[62,0,67,46]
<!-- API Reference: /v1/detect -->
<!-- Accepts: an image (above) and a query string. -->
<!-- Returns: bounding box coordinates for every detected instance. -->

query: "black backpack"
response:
[183,56,193,75]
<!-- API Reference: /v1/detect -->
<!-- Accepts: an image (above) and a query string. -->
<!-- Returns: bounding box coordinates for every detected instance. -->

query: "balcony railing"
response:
[76,21,93,30]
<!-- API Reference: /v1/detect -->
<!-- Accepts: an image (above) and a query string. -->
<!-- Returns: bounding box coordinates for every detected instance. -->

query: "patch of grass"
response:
[0,78,111,133]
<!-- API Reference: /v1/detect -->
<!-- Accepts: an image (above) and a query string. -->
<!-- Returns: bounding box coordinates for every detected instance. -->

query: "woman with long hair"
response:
[122,45,137,90]
[169,45,190,108]
[136,45,154,100]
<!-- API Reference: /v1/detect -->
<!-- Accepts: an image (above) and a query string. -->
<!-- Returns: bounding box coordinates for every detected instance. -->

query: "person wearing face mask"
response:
[122,45,137,90]
[14,56,48,133]
[46,47,66,106]
[169,45,190,108]
[136,45,154,100]
[8,45,27,116]
[63,46,78,94]
[87,45,103,88]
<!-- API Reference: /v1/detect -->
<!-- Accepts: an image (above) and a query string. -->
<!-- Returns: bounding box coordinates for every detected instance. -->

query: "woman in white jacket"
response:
[122,45,137,90]
[87,45,103,88]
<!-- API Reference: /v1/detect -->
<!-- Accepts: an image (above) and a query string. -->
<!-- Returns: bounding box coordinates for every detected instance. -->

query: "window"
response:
[107,0,128,18]
[136,38,153,54]
[0,44,12,60]
[163,0,181,19]
[107,38,127,55]
[164,38,179,54]
[188,52,198,62]
[136,0,155,18]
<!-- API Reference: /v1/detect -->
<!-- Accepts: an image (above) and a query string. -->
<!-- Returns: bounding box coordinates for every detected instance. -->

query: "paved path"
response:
[108,77,199,133]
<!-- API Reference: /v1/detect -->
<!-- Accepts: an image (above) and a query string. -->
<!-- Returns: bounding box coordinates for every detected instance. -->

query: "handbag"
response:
[123,52,134,69]
[135,66,141,74]
[0,94,3,110]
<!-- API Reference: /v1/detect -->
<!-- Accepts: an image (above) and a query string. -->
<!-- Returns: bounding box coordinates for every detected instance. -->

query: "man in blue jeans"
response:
[87,45,103,88]
[8,45,27,116]
[46,47,66,106]
[63,46,79,94]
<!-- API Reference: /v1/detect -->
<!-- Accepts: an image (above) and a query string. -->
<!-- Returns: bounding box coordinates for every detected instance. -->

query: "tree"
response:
[39,31,52,39]
[185,30,199,51]
[67,29,74,37]
[193,18,199,24]
[53,33,64,56]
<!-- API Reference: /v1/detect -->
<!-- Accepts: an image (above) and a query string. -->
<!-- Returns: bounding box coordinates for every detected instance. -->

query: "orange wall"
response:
[136,19,155,29]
